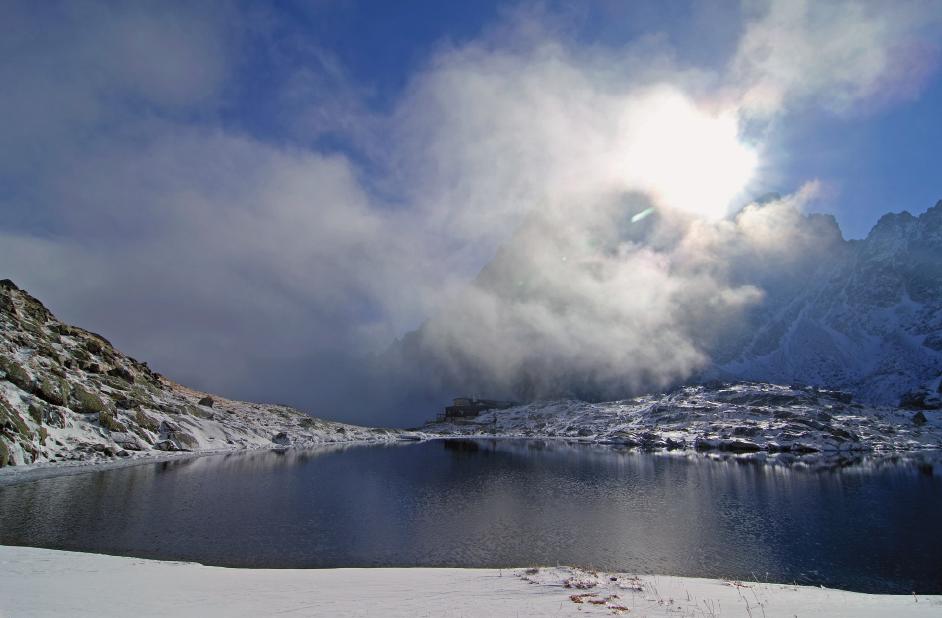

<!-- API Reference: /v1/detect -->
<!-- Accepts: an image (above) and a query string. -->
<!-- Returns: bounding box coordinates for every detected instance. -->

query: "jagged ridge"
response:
[716,201,942,404]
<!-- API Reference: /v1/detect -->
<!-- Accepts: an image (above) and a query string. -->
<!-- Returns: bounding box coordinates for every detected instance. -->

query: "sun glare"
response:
[624,91,759,219]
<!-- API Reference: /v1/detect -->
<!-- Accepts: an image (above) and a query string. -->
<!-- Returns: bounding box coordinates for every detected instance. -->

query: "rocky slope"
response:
[0,280,410,468]
[714,201,942,405]
[424,382,942,461]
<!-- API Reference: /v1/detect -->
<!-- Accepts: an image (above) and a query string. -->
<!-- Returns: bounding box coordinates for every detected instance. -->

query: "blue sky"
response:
[222,0,940,238]
[774,74,942,238]
[1,1,940,422]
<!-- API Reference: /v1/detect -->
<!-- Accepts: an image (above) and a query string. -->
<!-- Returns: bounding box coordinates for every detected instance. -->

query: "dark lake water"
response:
[1,439,941,594]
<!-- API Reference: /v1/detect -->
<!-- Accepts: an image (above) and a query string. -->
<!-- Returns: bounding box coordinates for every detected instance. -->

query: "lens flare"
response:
[622,91,758,219]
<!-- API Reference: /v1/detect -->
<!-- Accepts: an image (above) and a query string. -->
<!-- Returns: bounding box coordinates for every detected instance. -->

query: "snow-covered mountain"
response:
[0,280,410,468]
[715,201,942,404]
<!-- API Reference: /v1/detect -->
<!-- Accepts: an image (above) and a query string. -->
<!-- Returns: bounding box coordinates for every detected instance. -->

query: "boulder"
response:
[71,386,106,414]
[158,419,180,434]
[134,409,159,432]
[188,405,215,420]
[172,431,199,450]
[80,362,102,374]
[153,439,178,451]
[27,404,43,424]
[102,376,132,391]
[114,396,142,410]
[732,425,760,437]
[609,432,641,447]
[110,432,145,451]
[98,410,127,432]
[900,380,942,410]
[35,377,69,406]
[913,411,928,425]
[719,439,763,453]
[107,366,135,383]
[198,396,214,408]
[272,432,291,446]
[164,428,198,450]
[0,356,34,392]
[829,426,859,442]
[43,406,67,428]
[0,399,31,438]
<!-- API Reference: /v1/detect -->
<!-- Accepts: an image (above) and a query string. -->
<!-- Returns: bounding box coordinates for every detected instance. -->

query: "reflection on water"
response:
[1,439,940,594]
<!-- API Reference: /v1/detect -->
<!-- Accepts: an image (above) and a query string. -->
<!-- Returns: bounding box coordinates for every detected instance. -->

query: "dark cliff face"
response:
[385,200,942,408]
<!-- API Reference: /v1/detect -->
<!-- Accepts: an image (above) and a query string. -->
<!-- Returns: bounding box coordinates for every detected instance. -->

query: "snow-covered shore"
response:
[425,383,942,460]
[0,439,412,487]
[1,546,938,617]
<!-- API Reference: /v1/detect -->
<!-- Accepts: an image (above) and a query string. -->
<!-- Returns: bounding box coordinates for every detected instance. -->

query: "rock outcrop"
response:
[0,282,410,468]
[425,382,942,459]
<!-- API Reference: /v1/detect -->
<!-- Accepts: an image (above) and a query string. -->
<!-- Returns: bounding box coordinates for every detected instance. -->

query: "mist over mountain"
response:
[3,1,941,429]
[383,198,942,422]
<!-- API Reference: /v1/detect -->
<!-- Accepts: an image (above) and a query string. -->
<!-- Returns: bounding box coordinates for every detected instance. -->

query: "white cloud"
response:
[731,0,941,115]
[0,1,937,423]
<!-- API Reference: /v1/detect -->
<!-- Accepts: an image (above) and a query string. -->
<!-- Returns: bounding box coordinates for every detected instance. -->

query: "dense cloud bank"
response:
[1,1,939,424]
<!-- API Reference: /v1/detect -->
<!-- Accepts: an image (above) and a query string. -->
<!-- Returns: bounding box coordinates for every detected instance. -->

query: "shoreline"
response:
[3,434,941,487]
[1,545,938,617]
[0,437,422,487]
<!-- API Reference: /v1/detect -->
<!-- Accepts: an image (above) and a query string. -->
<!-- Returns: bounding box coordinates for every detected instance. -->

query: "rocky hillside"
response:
[0,280,409,468]
[425,382,942,461]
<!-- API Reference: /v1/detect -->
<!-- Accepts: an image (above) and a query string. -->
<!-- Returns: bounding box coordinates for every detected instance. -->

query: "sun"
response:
[622,90,759,219]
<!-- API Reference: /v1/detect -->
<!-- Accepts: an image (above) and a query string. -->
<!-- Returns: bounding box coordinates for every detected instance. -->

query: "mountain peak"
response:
[919,199,942,229]
[870,210,915,234]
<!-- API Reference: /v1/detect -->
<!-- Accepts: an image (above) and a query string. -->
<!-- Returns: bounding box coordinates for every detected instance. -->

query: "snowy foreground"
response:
[1,546,938,618]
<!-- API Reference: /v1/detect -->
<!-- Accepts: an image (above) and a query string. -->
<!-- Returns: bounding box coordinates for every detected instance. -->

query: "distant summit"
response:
[715,200,942,404]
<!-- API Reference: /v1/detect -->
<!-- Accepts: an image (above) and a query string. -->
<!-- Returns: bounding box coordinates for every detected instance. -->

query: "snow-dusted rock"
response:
[0,281,418,469]
[425,382,942,458]
[901,373,942,410]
